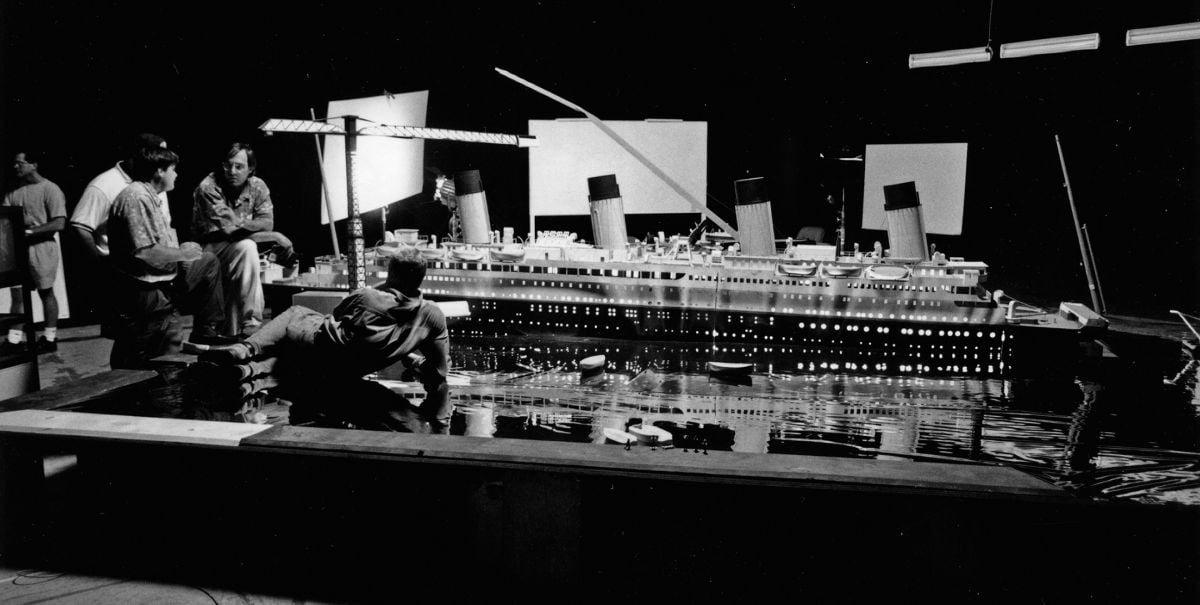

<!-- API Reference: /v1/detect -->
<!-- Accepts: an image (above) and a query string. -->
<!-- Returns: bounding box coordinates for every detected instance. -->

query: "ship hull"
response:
[427,295,1076,378]
[414,257,1089,377]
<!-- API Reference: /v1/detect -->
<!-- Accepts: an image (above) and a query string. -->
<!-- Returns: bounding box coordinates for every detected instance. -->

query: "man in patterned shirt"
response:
[192,142,291,338]
[2,150,67,354]
[107,147,204,369]
[71,133,229,344]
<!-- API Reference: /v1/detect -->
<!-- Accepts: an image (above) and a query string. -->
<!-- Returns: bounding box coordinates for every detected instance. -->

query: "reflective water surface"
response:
[372,336,1200,506]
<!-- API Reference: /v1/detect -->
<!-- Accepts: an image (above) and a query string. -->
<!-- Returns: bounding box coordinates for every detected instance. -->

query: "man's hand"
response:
[179,241,203,262]
[400,353,426,382]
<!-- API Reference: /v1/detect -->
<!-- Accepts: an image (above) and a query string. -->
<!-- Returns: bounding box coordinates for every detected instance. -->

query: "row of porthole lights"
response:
[467,305,998,339]
[898,328,998,339]
[436,288,985,328]
[786,322,896,333]
[466,314,1002,351]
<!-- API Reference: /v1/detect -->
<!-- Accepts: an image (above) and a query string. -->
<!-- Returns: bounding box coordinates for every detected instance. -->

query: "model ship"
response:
[403,173,1105,377]
[289,169,1102,378]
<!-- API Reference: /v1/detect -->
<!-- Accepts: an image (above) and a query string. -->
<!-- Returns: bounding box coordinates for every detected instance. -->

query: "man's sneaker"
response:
[33,337,57,354]
[181,341,211,355]
[198,343,253,364]
[0,340,26,355]
[189,325,242,346]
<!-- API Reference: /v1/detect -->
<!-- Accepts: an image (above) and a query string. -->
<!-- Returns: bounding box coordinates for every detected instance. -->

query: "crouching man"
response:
[199,246,450,426]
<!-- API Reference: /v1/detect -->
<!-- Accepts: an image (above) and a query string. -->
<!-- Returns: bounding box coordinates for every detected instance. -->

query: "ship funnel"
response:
[455,170,492,244]
[882,181,929,261]
[587,174,628,249]
[734,177,777,256]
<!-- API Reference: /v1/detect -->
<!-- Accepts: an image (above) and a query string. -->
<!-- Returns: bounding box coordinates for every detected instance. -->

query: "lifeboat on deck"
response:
[821,264,862,278]
[491,246,526,263]
[450,248,485,262]
[866,264,910,281]
[778,262,819,277]
[418,246,444,260]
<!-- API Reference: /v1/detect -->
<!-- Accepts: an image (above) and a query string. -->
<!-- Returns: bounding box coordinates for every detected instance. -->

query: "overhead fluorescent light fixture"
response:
[908,46,993,69]
[1126,22,1200,46]
[999,33,1100,59]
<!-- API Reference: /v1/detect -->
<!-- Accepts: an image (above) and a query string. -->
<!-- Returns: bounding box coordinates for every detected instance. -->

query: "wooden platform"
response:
[0,369,157,413]
[0,368,1194,602]
[244,424,1065,500]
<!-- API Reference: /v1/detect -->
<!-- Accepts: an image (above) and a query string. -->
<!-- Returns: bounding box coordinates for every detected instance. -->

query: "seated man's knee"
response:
[196,251,221,278]
[232,239,259,260]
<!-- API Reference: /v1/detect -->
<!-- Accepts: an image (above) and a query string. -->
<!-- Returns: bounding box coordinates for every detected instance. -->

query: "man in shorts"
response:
[2,150,67,354]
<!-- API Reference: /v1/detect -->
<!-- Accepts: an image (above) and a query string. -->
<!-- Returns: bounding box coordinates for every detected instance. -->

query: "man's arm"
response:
[72,226,106,258]
[233,216,273,235]
[193,183,240,242]
[119,191,200,267]
[27,217,66,236]
[134,240,202,266]
[71,186,110,257]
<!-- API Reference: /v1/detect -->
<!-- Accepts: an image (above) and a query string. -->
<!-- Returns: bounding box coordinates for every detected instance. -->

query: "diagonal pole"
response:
[495,67,739,239]
[1054,134,1102,312]
[310,108,341,258]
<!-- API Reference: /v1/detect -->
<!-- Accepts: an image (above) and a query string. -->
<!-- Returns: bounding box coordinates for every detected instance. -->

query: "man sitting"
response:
[198,246,450,427]
[192,142,295,338]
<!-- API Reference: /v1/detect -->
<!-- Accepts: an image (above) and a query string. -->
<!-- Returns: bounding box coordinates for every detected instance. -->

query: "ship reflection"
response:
[389,335,1004,460]
[369,335,1200,503]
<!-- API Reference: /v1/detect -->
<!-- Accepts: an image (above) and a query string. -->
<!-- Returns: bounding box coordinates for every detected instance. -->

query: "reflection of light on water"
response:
[387,337,1200,504]
[458,404,495,438]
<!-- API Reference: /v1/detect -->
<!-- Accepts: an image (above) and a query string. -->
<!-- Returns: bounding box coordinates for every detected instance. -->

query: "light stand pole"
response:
[343,116,365,290]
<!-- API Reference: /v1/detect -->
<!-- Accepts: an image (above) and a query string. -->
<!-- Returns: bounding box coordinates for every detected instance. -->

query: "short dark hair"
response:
[16,150,44,165]
[224,142,256,173]
[127,147,179,182]
[385,246,427,293]
[126,133,166,166]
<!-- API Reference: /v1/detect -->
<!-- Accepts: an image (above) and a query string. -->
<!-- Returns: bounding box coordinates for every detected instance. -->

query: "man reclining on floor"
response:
[195,246,450,427]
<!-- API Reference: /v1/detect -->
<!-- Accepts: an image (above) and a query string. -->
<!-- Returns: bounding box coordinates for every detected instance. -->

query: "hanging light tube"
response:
[908,46,993,69]
[999,33,1100,59]
[1125,22,1200,46]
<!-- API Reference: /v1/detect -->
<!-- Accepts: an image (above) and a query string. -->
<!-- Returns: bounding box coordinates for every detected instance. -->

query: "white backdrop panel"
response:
[321,91,428,224]
[862,143,968,235]
[528,119,707,219]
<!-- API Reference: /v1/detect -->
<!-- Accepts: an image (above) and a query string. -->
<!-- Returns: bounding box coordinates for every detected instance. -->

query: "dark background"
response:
[2,1,1197,321]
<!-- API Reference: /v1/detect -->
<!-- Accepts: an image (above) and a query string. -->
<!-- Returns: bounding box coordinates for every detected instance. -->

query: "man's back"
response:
[320,286,447,374]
